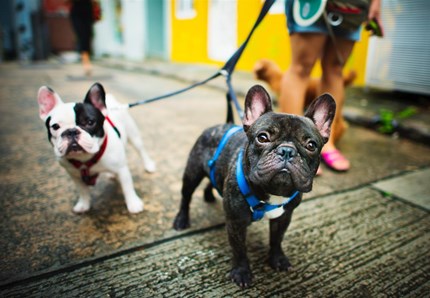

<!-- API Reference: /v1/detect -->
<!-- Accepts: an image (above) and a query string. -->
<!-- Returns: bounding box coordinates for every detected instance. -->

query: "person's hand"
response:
[367,0,384,37]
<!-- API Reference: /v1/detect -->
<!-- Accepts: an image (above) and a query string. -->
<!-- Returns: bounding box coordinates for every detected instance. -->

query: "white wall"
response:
[93,0,122,57]
[93,0,147,60]
[365,0,430,95]
[121,0,147,60]
[207,0,237,62]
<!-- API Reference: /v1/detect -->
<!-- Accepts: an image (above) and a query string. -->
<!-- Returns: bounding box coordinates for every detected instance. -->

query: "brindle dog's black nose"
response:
[277,146,297,161]
[62,128,80,139]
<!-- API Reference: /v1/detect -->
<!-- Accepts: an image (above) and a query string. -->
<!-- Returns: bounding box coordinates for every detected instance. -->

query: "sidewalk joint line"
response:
[0,223,225,290]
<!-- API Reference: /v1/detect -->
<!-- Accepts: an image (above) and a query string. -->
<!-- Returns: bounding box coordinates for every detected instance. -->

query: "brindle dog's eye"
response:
[257,132,270,144]
[306,141,317,152]
[51,123,60,131]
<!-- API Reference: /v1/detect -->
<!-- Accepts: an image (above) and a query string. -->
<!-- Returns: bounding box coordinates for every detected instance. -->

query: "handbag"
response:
[293,0,328,27]
[325,0,370,31]
[92,1,102,22]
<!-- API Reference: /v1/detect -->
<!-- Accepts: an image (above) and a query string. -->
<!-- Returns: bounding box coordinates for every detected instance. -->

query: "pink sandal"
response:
[321,149,350,172]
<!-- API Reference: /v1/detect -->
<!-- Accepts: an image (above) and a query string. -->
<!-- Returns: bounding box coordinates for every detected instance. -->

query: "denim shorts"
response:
[285,0,362,41]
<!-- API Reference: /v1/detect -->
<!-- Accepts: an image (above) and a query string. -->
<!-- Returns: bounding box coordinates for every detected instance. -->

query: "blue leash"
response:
[208,126,300,221]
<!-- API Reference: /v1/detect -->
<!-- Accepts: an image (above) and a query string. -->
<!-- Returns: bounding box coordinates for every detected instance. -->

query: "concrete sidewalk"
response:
[0,60,429,297]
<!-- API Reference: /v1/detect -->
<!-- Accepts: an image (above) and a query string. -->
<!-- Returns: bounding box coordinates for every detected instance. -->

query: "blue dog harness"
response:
[208,126,300,221]
[208,126,243,192]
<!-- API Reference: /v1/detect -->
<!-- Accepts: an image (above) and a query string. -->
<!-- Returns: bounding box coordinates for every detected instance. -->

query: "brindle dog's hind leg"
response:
[173,155,205,230]
[204,182,216,203]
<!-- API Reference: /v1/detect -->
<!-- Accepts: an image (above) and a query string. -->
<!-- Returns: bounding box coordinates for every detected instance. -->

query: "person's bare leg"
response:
[81,51,92,76]
[279,33,327,115]
[320,39,356,171]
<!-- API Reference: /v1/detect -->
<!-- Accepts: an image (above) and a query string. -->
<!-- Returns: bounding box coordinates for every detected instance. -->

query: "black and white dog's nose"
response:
[277,146,297,161]
[62,128,80,139]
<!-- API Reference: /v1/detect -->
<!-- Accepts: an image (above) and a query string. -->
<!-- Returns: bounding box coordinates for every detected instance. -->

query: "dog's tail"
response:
[343,70,357,87]
[253,58,282,80]
[253,60,264,80]
[253,58,283,96]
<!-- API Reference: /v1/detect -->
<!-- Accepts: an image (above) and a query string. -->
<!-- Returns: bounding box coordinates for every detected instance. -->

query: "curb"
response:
[96,59,430,147]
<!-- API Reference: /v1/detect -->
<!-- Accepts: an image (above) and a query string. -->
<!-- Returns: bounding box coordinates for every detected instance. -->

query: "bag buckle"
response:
[327,11,343,26]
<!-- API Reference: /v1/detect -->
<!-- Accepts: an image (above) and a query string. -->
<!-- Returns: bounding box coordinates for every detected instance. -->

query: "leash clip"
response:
[219,69,229,77]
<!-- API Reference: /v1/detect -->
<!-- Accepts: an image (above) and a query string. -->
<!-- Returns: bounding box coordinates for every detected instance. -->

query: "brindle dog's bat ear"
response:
[305,93,336,143]
[243,85,273,131]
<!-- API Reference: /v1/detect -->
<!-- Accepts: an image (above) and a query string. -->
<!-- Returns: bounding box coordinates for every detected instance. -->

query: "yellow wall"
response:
[171,0,370,85]
[236,0,291,70]
[171,0,209,62]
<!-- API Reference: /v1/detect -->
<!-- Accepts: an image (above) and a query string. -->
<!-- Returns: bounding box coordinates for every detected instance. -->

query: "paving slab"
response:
[372,168,430,211]
[1,62,430,292]
[1,187,429,297]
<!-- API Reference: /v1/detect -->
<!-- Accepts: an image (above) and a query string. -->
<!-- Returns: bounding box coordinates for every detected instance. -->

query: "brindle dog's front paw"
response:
[173,212,190,230]
[269,252,293,272]
[230,266,252,288]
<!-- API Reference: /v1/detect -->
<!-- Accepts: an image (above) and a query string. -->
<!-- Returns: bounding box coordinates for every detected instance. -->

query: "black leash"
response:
[128,0,276,123]
[128,71,221,108]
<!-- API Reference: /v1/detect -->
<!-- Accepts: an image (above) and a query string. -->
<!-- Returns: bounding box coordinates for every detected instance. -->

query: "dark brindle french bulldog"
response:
[173,85,335,287]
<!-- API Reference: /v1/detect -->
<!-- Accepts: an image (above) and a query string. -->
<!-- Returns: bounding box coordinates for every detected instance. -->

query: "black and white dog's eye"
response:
[257,132,270,143]
[306,141,317,151]
[87,119,95,126]
[51,123,60,131]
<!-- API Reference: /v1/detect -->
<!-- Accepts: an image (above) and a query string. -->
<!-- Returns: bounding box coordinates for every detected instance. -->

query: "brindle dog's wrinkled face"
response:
[242,85,336,196]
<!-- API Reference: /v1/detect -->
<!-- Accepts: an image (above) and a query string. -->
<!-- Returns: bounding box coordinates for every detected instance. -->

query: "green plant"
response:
[377,107,417,134]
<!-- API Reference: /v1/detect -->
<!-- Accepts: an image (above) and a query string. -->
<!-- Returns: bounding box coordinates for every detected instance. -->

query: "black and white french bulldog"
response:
[37,82,156,214]
[173,85,335,287]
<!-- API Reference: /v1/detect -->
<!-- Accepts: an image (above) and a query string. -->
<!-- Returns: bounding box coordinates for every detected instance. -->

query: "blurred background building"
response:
[0,0,428,94]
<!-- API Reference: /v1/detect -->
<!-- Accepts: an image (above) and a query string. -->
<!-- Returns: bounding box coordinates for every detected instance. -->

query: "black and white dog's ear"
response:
[304,93,336,143]
[84,82,107,111]
[243,85,273,131]
[37,86,64,120]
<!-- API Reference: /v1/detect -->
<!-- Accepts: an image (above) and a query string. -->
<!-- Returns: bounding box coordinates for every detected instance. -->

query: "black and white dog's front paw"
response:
[125,194,144,214]
[73,198,91,213]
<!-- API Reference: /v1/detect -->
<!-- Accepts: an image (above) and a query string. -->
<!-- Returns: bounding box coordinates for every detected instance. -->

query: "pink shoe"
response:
[321,149,350,172]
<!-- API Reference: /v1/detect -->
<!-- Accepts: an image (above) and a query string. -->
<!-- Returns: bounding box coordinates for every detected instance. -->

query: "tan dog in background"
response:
[253,58,356,143]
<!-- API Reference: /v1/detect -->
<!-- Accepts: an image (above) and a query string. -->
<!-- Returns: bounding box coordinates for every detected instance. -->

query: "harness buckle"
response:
[208,159,215,168]
[249,201,266,221]
[249,200,266,213]
[249,201,266,215]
